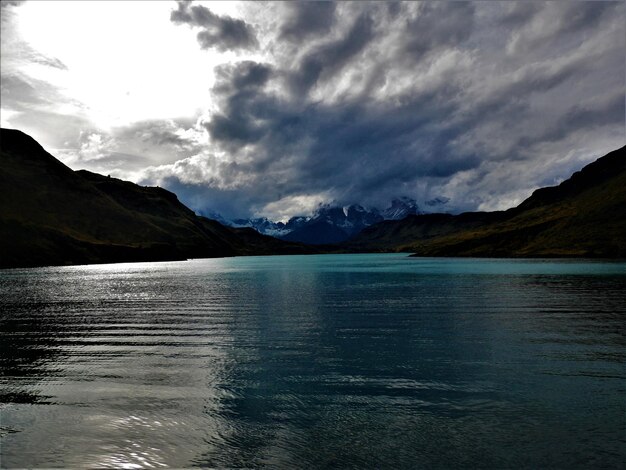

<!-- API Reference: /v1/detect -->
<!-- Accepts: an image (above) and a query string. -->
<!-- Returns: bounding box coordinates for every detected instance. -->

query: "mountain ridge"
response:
[0,128,312,268]
[345,145,626,257]
[218,198,423,244]
[2,128,623,264]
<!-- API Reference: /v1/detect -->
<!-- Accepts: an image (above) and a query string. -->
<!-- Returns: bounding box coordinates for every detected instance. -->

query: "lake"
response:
[1,254,625,468]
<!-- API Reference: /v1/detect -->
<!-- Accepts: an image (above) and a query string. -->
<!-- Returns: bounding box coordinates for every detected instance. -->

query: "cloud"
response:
[116,119,204,151]
[506,1,621,55]
[279,2,337,43]
[402,2,476,58]
[524,91,625,146]
[498,2,542,28]
[287,12,376,97]
[1,72,58,109]
[4,1,624,221]
[50,130,150,177]
[15,117,204,178]
[170,1,257,52]
[0,1,24,14]
[30,52,67,70]
[152,1,623,220]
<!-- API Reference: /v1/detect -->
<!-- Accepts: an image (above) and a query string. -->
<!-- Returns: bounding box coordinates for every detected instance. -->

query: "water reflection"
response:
[1,255,625,468]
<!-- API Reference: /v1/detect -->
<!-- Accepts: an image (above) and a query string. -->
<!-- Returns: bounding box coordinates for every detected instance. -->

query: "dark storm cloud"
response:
[170,1,257,51]
[203,61,273,145]
[279,2,337,43]
[212,61,272,95]
[197,6,483,196]
[144,1,624,218]
[403,2,475,58]
[288,13,376,96]
[200,56,482,207]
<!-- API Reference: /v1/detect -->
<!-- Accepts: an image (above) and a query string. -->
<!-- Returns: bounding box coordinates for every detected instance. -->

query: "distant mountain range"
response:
[0,129,311,268]
[215,196,426,244]
[345,145,626,257]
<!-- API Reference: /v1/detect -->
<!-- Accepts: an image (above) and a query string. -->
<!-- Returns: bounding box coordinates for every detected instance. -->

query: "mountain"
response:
[229,217,290,238]
[6,128,619,263]
[279,199,422,244]
[0,128,310,268]
[346,145,626,257]
[215,214,308,238]
[280,204,384,244]
[219,198,423,245]
[381,197,422,220]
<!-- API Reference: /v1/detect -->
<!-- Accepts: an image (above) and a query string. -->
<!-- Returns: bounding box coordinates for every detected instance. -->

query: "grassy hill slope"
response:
[0,128,309,268]
[347,146,626,258]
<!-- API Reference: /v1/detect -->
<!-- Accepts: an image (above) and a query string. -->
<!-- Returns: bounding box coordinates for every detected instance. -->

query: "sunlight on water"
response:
[1,254,625,468]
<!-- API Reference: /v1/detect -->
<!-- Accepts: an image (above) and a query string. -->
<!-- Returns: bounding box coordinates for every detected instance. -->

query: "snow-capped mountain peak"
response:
[381,197,421,220]
[208,196,428,243]
[228,217,290,237]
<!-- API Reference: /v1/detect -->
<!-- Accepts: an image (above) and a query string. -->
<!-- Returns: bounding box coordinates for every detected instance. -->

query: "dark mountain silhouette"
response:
[216,198,422,244]
[280,204,382,244]
[229,217,290,237]
[2,128,623,265]
[0,128,310,268]
[346,145,626,257]
[380,197,422,220]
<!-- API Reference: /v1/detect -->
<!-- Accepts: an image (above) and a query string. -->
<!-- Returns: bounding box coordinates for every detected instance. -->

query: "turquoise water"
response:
[1,254,625,468]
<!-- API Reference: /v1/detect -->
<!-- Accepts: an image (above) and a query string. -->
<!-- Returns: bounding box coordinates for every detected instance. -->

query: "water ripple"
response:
[1,255,625,468]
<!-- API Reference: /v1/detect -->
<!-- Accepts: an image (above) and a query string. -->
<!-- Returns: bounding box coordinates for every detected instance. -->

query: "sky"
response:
[1,1,624,221]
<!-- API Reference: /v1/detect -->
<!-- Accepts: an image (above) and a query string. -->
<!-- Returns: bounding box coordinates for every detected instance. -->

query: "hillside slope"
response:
[0,128,308,268]
[347,146,626,257]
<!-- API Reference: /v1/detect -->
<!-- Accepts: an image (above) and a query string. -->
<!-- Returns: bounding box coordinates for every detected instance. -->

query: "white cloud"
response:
[7,1,224,129]
[260,193,333,222]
